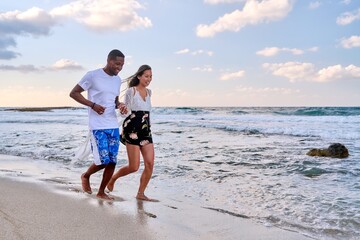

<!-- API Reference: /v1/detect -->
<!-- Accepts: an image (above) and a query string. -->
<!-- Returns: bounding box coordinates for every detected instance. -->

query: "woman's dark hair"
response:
[128,64,152,87]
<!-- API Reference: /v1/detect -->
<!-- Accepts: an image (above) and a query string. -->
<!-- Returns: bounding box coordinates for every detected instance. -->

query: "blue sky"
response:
[0,0,359,107]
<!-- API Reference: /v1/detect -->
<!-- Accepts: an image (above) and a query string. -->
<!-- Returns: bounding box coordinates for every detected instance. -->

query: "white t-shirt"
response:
[78,68,121,130]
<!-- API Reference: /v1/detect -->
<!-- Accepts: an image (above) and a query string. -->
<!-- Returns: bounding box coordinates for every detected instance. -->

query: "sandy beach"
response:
[0,177,155,240]
[0,154,312,240]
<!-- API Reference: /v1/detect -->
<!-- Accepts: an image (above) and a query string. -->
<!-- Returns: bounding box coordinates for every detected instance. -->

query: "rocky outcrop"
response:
[306,143,349,158]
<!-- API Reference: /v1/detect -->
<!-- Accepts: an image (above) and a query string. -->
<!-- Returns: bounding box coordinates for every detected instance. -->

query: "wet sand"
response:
[0,154,312,240]
[0,177,156,240]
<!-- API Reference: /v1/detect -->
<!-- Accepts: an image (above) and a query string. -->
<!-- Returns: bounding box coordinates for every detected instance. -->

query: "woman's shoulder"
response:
[126,87,135,93]
[147,88,152,96]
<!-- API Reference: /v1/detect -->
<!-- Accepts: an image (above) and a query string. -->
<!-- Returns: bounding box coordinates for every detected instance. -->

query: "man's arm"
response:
[69,84,93,107]
[70,84,106,114]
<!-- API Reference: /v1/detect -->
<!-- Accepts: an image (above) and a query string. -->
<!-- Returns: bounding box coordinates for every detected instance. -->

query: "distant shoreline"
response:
[3,106,82,112]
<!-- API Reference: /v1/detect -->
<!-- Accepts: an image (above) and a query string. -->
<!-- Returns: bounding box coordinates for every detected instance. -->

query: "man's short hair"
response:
[108,49,125,60]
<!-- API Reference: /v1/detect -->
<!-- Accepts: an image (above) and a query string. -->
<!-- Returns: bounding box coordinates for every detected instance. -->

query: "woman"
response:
[107,64,157,201]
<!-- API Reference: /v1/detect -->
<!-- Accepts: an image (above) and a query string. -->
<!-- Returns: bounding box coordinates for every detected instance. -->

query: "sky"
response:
[0,0,359,107]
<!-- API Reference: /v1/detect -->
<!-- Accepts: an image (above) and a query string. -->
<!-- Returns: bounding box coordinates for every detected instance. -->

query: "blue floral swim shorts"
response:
[90,128,120,165]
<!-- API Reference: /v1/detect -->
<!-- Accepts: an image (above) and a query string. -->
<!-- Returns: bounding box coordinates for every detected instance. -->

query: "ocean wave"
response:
[195,123,320,138]
[301,167,330,178]
[273,107,360,116]
[153,107,207,115]
[154,106,360,116]
[228,109,249,115]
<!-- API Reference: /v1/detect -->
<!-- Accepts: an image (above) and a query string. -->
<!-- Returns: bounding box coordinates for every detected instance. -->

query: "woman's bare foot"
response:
[106,179,115,192]
[97,192,114,200]
[81,173,92,194]
[136,192,159,202]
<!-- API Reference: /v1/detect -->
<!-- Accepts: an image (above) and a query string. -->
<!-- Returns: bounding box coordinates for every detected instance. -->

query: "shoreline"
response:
[0,154,313,240]
[3,106,81,112]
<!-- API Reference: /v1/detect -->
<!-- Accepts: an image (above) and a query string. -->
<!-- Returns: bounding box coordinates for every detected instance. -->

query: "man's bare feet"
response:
[106,179,115,192]
[97,192,114,200]
[81,173,92,194]
[136,192,159,202]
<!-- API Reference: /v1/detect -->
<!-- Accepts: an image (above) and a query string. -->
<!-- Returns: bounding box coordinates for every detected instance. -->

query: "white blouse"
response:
[124,87,152,113]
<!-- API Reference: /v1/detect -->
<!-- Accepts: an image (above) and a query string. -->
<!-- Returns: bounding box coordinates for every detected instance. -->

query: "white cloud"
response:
[175,49,190,54]
[263,62,315,82]
[316,65,343,82]
[282,48,303,55]
[263,62,360,82]
[256,47,280,56]
[317,64,360,82]
[175,48,213,56]
[204,0,245,4]
[191,50,214,56]
[309,1,321,10]
[256,47,304,57]
[0,59,84,73]
[191,66,213,72]
[307,47,319,52]
[51,59,84,70]
[50,0,152,32]
[196,0,293,37]
[235,86,299,94]
[0,0,152,66]
[340,35,360,48]
[0,7,57,36]
[0,0,151,61]
[336,8,360,25]
[220,70,245,80]
[345,64,360,78]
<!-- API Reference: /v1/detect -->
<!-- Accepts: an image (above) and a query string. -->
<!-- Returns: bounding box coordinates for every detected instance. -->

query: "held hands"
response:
[117,102,128,115]
[114,96,128,115]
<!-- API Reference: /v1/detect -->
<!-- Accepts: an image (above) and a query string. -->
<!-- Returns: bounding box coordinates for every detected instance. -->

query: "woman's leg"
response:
[136,143,155,201]
[107,144,141,191]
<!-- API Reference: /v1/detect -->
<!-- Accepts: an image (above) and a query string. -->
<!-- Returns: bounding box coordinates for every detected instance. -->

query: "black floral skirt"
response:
[121,111,153,146]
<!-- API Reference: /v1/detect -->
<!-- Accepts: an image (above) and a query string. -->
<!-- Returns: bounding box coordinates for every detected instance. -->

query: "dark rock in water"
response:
[327,143,349,158]
[306,143,349,158]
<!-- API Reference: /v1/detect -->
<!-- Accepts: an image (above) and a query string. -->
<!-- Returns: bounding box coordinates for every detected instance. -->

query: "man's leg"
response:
[81,163,105,194]
[97,163,116,200]
[96,129,119,200]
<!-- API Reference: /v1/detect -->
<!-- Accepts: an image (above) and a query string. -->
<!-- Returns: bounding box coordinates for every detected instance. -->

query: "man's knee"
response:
[106,162,116,169]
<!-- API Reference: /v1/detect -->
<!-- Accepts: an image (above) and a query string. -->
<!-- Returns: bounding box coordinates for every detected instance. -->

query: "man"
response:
[70,49,127,200]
